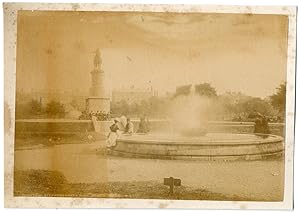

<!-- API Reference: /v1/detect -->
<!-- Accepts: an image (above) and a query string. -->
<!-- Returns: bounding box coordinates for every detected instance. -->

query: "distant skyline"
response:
[17,11,288,98]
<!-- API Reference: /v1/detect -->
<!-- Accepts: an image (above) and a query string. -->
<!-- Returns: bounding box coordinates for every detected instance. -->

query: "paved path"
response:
[15,141,284,201]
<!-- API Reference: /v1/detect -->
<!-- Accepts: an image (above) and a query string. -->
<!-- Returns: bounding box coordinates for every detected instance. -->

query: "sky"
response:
[16,11,288,97]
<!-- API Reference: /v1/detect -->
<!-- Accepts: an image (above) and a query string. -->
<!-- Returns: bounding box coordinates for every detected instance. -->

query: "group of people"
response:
[106,115,150,148]
[105,110,272,148]
[90,111,111,121]
[79,111,111,121]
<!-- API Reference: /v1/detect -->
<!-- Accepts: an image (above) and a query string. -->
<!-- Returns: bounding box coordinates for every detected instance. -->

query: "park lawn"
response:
[14,169,270,201]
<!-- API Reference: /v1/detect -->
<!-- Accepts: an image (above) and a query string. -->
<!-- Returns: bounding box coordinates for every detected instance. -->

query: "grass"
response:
[14,169,261,201]
[14,132,106,150]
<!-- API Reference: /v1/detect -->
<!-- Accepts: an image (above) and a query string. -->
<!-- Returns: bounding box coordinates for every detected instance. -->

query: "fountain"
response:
[109,85,284,160]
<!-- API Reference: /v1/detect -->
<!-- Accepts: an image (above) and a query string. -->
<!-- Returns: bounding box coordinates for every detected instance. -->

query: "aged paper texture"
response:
[4,3,296,209]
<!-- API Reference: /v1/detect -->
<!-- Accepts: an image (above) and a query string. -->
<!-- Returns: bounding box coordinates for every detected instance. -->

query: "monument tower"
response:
[86,49,110,114]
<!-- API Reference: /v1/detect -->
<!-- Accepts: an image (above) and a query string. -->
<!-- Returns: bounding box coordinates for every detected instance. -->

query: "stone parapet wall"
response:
[15,119,285,137]
[15,119,94,136]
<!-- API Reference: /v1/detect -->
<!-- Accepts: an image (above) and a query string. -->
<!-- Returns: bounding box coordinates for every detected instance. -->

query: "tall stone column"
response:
[86,49,110,114]
[90,68,106,97]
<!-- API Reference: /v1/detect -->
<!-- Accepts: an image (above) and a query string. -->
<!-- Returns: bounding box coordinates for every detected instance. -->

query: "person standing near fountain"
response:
[253,112,270,134]
[137,116,150,134]
[124,118,134,135]
[106,118,120,148]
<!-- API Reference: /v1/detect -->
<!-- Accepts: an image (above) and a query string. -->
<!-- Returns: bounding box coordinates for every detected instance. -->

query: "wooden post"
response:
[169,177,174,195]
[164,177,181,196]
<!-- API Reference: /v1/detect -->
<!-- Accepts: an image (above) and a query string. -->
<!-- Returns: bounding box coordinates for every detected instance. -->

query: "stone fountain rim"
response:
[117,133,283,146]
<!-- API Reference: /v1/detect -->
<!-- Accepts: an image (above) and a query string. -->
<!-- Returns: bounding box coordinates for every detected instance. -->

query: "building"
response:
[16,49,111,114]
[112,86,157,104]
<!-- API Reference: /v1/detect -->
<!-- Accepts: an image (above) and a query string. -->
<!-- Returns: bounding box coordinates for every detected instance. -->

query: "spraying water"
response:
[169,84,211,136]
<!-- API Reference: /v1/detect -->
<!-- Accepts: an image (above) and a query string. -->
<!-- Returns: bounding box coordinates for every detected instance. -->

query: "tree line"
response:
[16,100,66,119]
[16,82,286,122]
[111,82,286,122]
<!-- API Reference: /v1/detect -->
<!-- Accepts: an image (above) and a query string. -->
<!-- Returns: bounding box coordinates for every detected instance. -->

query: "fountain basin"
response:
[109,133,284,160]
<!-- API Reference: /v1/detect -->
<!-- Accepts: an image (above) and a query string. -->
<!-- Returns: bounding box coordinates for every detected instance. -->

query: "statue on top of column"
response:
[94,48,102,69]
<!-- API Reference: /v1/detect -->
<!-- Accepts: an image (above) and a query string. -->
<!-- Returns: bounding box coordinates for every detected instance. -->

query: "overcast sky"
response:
[17,11,288,97]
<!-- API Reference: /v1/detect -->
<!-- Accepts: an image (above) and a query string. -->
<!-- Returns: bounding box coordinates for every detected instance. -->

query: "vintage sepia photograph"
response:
[3,3,296,209]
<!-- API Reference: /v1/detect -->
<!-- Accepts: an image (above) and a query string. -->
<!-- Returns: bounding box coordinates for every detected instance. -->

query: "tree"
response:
[174,83,217,98]
[139,100,151,116]
[111,99,130,117]
[213,92,246,118]
[16,99,43,119]
[239,97,274,115]
[212,92,276,121]
[174,85,192,97]
[45,101,66,118]
[195,83,217,97]
[29,99,42,115]
[270,83,286,114]
[70,99,80,111]
[110,96,170,118]
[148,96,169,118]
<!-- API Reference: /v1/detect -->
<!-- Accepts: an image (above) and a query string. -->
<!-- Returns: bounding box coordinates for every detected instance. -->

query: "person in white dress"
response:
[106,118,120,148]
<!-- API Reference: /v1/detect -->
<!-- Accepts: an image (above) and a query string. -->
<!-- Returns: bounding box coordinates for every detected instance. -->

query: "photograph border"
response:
[3,3,296,209]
